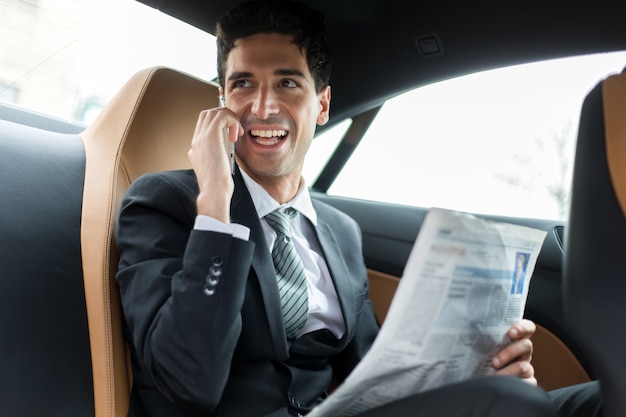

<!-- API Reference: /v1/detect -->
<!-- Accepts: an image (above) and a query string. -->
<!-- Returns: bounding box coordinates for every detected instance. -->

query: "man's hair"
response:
[216,0,331,93]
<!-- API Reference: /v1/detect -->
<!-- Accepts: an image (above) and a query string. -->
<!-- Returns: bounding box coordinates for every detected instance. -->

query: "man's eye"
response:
[280,79,298,88]
[233,79,251,88]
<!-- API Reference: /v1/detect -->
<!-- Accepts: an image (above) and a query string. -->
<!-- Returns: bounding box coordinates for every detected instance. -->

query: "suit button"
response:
[288,394,301,408]
[209,266,222,277]
[203,286,216,296]
[206,276,220,287]
[211,256,223,267]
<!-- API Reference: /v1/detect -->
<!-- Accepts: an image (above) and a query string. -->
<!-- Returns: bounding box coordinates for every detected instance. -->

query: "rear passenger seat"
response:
[0,65,595,417]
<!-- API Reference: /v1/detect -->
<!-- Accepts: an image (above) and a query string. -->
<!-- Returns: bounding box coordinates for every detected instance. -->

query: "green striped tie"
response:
[265,207,309,339]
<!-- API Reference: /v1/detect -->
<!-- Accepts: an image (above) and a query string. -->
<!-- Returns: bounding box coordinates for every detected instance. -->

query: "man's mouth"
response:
[250,129,287,146]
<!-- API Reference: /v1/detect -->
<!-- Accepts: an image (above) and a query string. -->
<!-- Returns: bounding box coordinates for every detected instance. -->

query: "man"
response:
[116,1,600,416]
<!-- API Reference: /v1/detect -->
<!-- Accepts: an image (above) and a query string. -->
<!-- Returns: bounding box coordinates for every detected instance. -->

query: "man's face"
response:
[223,32,331,185]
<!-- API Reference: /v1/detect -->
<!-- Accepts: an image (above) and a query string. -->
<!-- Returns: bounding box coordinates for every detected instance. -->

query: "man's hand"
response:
[492,319,537,385]
[188,107,243,222]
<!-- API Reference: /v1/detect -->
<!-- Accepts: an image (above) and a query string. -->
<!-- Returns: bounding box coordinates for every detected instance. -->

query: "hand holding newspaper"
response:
[308,208,547,417]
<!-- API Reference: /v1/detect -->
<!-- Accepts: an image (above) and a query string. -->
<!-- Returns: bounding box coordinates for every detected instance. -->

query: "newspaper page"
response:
[308,207,547,417]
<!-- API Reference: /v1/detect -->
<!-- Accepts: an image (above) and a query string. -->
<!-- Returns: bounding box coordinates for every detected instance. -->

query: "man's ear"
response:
[317,86,331,126]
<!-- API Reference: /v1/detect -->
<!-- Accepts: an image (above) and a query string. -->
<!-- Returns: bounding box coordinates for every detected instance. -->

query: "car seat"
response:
[79,66,219,417]
[564,67,626,417]
[0,114,94,417]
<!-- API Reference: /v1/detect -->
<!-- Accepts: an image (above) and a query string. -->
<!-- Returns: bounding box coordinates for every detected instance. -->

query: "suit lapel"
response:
[230,169,289,356]
[229,171,358,352]
[313,209,357,341]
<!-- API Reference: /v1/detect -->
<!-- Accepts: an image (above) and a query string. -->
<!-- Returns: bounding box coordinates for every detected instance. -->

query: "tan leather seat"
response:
[564,67,626,417]
[79,66,219,417]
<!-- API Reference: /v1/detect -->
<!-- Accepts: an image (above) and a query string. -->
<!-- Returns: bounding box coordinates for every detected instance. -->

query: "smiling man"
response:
[115,1,600,417]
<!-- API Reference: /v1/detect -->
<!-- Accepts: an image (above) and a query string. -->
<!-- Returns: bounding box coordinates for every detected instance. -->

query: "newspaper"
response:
[308,208,547,417]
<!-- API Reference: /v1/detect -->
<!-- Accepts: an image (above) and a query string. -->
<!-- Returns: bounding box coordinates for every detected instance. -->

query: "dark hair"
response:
[216,0,331,93]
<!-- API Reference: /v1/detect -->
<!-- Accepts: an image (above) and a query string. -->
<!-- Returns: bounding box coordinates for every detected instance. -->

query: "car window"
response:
[0,0,217,125]
[303,119,352,185]
[319,52,626,220]
[4,0,624,222]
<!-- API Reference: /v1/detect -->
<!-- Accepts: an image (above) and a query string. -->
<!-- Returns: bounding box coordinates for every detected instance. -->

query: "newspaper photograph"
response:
[308,208,548,417]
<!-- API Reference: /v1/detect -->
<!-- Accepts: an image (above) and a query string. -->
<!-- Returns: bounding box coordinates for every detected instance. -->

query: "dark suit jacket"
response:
[116,168,380,417]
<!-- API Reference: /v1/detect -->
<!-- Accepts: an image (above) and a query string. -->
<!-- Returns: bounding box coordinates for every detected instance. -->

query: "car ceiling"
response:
[137,0,626,131]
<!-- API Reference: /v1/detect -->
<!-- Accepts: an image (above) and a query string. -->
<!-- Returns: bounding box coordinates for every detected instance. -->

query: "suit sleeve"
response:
[116,172,255,411]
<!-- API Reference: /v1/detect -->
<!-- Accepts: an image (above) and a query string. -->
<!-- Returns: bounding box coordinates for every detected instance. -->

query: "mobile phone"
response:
[219,95,236,175]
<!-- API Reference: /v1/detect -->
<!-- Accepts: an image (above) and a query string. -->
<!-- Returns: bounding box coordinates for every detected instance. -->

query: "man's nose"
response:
[251,88,280,119]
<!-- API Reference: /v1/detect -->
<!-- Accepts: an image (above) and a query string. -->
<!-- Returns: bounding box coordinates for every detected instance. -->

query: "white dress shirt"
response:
[193,171,346,339]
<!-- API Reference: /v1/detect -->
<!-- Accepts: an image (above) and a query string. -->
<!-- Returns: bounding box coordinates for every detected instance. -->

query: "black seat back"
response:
[564,68,626,417]
[0,120,94,416]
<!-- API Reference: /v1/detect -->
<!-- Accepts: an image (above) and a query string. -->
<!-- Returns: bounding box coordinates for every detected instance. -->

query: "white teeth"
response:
[250,129,286,138]
[255,137,280,146]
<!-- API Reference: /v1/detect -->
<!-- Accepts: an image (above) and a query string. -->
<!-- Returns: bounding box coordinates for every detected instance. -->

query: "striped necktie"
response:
[265,207,309,339]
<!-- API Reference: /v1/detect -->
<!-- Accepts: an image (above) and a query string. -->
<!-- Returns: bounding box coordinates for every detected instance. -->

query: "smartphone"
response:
[219,95,236,175]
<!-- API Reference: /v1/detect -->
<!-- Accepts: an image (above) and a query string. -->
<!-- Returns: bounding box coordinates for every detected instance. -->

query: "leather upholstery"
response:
[564,67,626,417]
[0,121,94,416]
[0,66,219,417]
[79,66,219,417]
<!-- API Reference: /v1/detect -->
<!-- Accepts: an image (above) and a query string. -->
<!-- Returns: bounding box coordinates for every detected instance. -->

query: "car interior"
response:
[0,0,625,416]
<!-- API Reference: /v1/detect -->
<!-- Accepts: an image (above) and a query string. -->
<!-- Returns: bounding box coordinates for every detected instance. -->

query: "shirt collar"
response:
[240,169,318,226]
